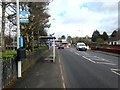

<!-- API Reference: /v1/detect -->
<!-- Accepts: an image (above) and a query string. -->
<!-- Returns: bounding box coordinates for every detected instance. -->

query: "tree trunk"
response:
[1,2,6,52]
[31,31,34,51]
[37,30,39,47]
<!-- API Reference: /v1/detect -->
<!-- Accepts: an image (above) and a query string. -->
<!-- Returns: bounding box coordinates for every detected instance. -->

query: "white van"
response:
[76,42,87,51]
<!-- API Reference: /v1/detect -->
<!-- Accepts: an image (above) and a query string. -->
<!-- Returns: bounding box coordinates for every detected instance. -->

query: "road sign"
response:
[19,36,23,48]
[20,11,29,23]
[12,30,16,32]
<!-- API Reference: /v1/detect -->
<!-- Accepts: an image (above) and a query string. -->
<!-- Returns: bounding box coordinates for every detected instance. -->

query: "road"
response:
[58,47,120,88]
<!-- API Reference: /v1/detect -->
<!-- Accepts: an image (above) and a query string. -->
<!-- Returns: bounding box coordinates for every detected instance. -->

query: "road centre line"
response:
[82,56,96,63]
[93,56,109,61]
[111,69,120,76]
[74,52,79,55]
[111,69,120,71]
[96,62,116,65]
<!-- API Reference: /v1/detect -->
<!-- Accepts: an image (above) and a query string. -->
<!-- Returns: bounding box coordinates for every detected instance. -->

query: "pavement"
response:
[9,49,63,88]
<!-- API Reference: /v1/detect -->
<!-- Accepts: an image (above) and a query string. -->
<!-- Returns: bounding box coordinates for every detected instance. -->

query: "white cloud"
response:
[48,0,119,38]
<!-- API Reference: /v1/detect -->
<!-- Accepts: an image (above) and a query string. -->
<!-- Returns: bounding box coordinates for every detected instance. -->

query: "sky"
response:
[48,0,119,38]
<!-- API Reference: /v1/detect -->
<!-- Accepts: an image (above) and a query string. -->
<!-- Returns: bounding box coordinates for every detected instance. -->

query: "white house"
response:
[109,40,120,45]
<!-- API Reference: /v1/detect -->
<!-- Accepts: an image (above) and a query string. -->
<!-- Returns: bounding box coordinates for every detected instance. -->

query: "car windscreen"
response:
[78,44,86,46]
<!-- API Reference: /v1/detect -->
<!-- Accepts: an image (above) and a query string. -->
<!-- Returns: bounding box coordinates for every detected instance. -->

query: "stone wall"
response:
[1,48,48,88]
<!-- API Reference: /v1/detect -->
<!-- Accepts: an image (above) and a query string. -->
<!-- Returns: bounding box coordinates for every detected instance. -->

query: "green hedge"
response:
[2,50,17,60]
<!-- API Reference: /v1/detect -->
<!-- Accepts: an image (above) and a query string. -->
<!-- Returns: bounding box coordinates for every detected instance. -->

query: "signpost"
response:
[16,0,29,78]
[16,0,21,78]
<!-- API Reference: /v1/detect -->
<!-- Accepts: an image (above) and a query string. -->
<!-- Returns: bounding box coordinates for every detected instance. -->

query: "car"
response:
[76,42,87,51]
[58,44,64,49]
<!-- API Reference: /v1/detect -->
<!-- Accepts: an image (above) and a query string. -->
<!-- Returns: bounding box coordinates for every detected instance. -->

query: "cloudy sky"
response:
[48,0,119,38]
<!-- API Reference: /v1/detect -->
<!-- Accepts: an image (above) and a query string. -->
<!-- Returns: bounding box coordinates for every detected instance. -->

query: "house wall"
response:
[109,40,120,45]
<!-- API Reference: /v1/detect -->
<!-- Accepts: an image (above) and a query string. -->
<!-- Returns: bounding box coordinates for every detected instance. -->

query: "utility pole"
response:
[16,0,21,78]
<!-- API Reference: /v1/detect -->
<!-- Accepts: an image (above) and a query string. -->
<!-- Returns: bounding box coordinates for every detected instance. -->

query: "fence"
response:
[91,45,120,54]
[1,48,48,88]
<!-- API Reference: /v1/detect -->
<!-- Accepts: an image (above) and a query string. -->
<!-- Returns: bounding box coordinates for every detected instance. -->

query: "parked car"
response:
[76,42,87,51]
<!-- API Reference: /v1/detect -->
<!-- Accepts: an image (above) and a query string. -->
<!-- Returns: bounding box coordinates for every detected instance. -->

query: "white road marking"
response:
[82,56,96,63]
[96,62,116,65]
[59,57,66,88]
[93,56,109,62]
[101,58,109,61]
[74,52,79,55]
[111,69,120,76]
[111,69,119,71]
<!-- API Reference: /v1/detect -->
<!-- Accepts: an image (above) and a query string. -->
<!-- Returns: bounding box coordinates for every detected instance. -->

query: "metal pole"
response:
[17,0,21,77]
[53,38,55,62]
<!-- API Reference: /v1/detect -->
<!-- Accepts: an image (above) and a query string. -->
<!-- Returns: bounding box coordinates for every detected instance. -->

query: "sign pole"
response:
[53,38,55,62]
[17,0,21,78]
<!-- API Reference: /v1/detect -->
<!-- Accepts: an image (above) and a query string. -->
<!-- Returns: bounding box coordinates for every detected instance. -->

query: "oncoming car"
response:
[76,42,87,51]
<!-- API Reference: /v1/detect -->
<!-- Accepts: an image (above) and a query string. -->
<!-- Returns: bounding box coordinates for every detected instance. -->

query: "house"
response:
[109,40,120,45]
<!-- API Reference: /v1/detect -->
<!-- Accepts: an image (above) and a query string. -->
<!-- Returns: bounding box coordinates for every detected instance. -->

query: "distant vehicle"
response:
[57,40,64,49]
[76,42,87,51]
[58,44,64,49]
[62,40,69,48]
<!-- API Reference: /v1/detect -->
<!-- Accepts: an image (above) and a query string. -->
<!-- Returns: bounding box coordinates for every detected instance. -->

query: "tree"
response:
[1,1,51,51]
[1,2,6,51]
[26,2,50,51]
[118,28,120,40]
[61,35,66,39]
[67,36,72,43]
[91,30,101,42]
[5,35,12,45]
[102,32,109,41]
[111,30,117,38]
[96,38,104,45]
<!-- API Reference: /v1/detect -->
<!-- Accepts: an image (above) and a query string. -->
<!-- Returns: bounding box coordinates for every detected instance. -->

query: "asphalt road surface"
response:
[58,47,120,88]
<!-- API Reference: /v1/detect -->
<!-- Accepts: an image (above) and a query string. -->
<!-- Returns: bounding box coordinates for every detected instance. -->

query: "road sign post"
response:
[53,38,55,62]
[16,0,21,78]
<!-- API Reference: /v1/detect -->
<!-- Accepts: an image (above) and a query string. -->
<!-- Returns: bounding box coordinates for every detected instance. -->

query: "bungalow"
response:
[109,40,120,45]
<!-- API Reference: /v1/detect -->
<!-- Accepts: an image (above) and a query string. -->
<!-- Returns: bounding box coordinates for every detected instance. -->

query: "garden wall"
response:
[1,48,48,88]
[0,61,2,90]
[91,45,120,54]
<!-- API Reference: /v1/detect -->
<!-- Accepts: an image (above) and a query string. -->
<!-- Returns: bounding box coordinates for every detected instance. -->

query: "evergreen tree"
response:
[91,30,100,42]
[102,32,109,41]
[111,30,117,37]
